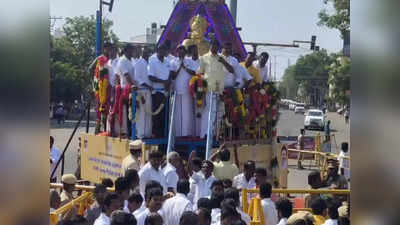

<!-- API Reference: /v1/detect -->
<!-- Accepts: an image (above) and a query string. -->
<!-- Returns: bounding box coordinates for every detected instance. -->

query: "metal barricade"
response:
[242,188,350,225]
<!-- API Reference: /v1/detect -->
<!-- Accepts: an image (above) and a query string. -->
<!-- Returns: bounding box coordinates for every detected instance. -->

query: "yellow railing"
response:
[287,148,350,179]
[50,183,115,192]
[50,192,94,225]
[49,183,114,225]
[242,188,350,225]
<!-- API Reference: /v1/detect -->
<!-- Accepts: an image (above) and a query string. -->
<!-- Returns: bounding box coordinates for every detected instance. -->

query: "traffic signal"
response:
[310,35,316,50]
[102,0,114,12]
[315,46,320,51]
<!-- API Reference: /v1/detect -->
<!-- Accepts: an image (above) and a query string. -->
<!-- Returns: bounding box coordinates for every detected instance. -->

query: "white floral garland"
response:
[225,117,233,128]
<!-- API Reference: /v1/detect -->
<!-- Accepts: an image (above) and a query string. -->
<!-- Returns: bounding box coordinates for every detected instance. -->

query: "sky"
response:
[50,0,343,80]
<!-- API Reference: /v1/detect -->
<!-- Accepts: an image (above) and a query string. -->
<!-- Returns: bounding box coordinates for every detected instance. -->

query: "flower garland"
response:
[189,75,208,108]
[223,87,246,126]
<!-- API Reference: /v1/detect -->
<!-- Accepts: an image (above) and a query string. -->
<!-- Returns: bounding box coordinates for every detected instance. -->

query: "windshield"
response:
[308,111,322,116]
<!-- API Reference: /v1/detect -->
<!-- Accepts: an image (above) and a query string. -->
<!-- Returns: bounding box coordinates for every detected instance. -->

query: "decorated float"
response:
[81,0,282,185]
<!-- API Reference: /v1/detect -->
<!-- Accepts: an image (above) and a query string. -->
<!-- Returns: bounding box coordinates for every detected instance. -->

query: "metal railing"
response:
[205,91,215,159]
[50,192,93,225]
[243,188,350,225]
[167,91,177,154]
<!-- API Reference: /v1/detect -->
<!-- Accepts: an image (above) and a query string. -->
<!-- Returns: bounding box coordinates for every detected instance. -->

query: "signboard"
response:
[81,134,130,183]
[224,144,273,168]
[278,136,315,159]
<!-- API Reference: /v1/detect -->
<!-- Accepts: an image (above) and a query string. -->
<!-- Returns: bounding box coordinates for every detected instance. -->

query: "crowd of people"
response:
[91,39,275,140]
[50,141,350,225]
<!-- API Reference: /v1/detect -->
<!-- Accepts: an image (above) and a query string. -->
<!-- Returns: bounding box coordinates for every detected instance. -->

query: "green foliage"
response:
[279,50,335,104]
[318,0,350,38]
[50,15,119,103]
[328,56,350,105]
[280,65,298,99]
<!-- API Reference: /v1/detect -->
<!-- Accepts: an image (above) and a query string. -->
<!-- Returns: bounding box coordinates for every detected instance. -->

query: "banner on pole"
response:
[278,136,315,159]
[81,134,130,183]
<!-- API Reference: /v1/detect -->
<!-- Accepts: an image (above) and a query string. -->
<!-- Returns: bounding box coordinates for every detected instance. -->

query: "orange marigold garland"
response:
[189,74,208,108]
[93,55,110,133]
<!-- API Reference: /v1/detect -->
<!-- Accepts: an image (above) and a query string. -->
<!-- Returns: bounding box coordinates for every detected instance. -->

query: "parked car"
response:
[294,105,305,114]
[304,109,325,130]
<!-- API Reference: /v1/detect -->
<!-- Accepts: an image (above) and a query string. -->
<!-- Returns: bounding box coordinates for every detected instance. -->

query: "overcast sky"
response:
[50,0,342,80]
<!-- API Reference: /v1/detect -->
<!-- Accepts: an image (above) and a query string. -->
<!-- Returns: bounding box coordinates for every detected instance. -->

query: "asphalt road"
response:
[277,109,350,189]
[50,108,350,189]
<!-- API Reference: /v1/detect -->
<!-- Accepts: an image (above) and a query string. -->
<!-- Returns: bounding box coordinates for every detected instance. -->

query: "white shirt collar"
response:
[98,213,110,224]
[175,193,187,198]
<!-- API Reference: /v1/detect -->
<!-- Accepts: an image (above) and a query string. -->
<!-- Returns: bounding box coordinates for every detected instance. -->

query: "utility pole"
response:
[49,17,63,31]
[230,0,238,25]
[96,0,103,57]
[269,56,272,81]
[274,55,277,81]
[243,42,299,55]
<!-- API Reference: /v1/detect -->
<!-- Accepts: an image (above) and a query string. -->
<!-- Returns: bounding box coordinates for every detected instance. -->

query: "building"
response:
[129,23,163,44]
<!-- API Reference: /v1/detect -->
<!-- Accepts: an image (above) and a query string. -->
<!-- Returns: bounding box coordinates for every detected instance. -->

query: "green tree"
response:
[280,50,334,105]
[280,65,298,100]
[328,56,350,105]
[318,0,350,39]
[50,15,118,104]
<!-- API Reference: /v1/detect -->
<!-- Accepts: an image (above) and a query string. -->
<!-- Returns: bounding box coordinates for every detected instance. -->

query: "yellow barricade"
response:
[242,188,350,225]
[50,192,93,225]
[248,197,265,225]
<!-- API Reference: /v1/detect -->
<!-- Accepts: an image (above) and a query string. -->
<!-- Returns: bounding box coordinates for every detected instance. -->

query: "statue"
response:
[182,14,210,56]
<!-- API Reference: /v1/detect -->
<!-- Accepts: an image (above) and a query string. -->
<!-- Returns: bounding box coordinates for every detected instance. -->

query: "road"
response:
[277,109,350,189]
[50,109,350,188]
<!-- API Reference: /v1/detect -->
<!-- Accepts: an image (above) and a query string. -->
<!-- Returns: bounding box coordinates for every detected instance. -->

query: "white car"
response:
[294,106,305,114]
[304,109,325,130]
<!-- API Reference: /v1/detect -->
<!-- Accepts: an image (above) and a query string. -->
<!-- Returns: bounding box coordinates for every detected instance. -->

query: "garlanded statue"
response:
[182,14,210,56]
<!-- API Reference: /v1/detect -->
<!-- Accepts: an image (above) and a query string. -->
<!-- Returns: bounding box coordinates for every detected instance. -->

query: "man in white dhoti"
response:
[171,45,197,137]
[134,48,153,139]
[197,39,234,139]
[187,45,201,137]
[117,44,135,137]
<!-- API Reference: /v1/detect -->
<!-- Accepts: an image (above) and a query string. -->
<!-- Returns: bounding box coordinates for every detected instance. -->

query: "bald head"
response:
[167,151,181,168]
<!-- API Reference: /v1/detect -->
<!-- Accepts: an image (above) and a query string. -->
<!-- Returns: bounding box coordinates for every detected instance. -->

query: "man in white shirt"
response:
[115,177,131,213]
[148,44,172,138]
[117,44,136,136]
[191,160,216,204]
[134,48,153,139]
[107,44,119,89]
[232,160,256,207]
[187,157,202,203]
[161,179,193,225]
[233,160,256,191]
[254,52,271,82]
[135,187,164,225]
[187,45,202,137]
[233,53,253,89]
[338,142,350,181]
[122,140,142,175]
[50,136,61,182]
[221,43,240,89]
[171,45,197,137]
[138,150,167,195]
[85,184,107,224]
[276,198,293,225]
[197,39,234,139]
[163,151,181,193]
[321,201,341,225]
[94,193,121,225]
[131,45,141,67]
[259,183,278,225]
[223,188,251,225]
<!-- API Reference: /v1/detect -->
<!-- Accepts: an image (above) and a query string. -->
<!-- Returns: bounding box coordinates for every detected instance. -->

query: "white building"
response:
[129,23,163,44]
